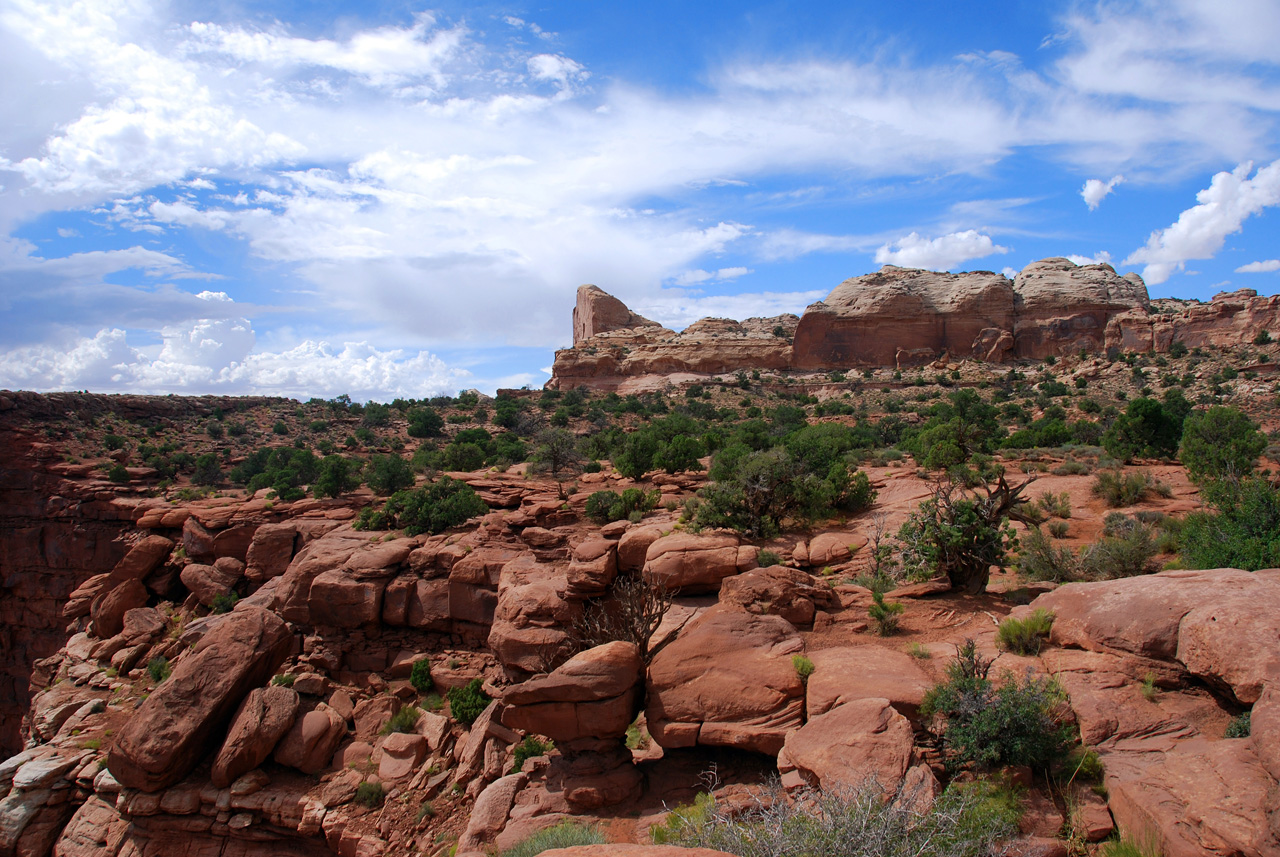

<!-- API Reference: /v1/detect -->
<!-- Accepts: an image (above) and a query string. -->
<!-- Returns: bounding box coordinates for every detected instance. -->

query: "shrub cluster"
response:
[355,477,488,535]
[584,487,660,524]
[447,678,492,726]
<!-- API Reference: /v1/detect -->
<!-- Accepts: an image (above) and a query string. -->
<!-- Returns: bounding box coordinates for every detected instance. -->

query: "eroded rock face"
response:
[646,607,804,755]
[548,259,1167,389]
[108,607,293,791]
[502,642,643,742]
[573,285,669,346]
[1028,568,1280,703]
[211,685,300,788]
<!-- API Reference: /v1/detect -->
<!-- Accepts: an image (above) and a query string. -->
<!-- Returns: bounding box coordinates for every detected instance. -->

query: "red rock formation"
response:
[1109,288,1280,353]
[573,284,670,346]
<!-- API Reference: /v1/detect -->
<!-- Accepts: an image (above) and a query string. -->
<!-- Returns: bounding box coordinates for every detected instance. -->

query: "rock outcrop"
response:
[548,257,1279,390]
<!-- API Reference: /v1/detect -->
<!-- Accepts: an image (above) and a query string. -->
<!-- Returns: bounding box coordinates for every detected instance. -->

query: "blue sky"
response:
[1,0,1278,399]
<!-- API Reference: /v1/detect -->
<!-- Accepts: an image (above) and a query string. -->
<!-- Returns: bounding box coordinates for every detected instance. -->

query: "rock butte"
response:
[550,257,1280,390]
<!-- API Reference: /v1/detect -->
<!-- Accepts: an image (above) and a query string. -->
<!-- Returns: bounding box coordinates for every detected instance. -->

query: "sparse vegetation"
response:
[447,678,491,727]
[382,704,421,734]
[868,590,904,636]
[1225,712,1251,738]
[996,609,1054,655]
[354,780,385,808]
[501,821,606,857]
[146,656,171,683]
[792,654,815,680]
[511,735,553,773]
[410,659,433,694]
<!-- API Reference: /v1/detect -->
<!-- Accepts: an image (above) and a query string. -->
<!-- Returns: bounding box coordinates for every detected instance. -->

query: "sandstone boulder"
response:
[718,566,836,628]
[643,533,748,593]
[566,538,618,598]
[104,535,174,587]
[377,732,427,781]
[88,578,148,639]
[489,557,579,674]
[1013,258,1148,358]
[646,607,804,755]
[777,698,915,794]
[617,526,664,573]
[210,685,300,787]
[274,703,347,775]
[502,642,643,742]
[573,284,669,346]
[805,646,932,721]
[244,523,297,584]
[108,607,292,791]
[179,561,240,607]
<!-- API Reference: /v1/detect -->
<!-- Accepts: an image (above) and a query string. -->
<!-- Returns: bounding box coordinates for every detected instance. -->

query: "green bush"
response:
[354,781,385,808]
[192,452,223,486]
[659,780,1018,857]
[1079,523,1159,578]
[271,673,295,687]
[382,704,421,734]
[107,464,130,484]
[756,549,782,567]
[410,659,433,694]
[1180,476,1280,570]
[1179,406,1266,482]
[210,592,238,614]
[792,654,815,680]
[584,488,659,524]
[147,656,171,683]
[312,455,359,498]
[1225,712,1251,738]
[366,454,415,495]
[355,477,489,536]
[447,678,492,726]
[996,609,1054,655]
[1091,470,1161,507]
[1017,527,1079,583]
[868,590,904,636]
[501,821,605,857]
[1101,395,1187,461]
[921,640,1073,773]
[511,735,553,773]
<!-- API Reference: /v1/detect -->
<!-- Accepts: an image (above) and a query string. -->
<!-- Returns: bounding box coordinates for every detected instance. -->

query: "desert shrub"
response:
[1225,712,1251,738]
[210,592,238,614]
[107,464,130,484]
[1091,470,1160,507]
[271,673,295,687]
[104,434,127,450]
[792,654,815,680]
[354,781,385,808]
[694,448,832,537]
[897,475,1036,593]
[756,549,782,567]
[407,407,444,438]
[382,704,421,735]
[1079,523,1159,578]
[272,420,288,435]
[1179,406,1266,482]
[1180,476,1280,570]
[584,488,659,524]
[996,609,1054,655]
[1255,330,1273,345]
[1101,395,1187,461]
[447,678,491,726]
[1035,491,1071,519]
[511,735,553,773]
[661,780,1019,857]
[1017,527,1079,583]
[1101,836,1162,857]
[921,640,1073,772]
[365,454,415,495]
[192,452,223,486]
[1061,746,1104,784]
[410,660,433,694]
[1047,520,1070,539]
[502,821,605,857]
[313,455,360,498]
[147,657,171,683]
[355,477,488,536]
[869,590,904,636]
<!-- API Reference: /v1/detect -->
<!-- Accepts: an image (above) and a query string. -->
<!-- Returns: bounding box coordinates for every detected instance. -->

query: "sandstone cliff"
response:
[550,258,1278,390]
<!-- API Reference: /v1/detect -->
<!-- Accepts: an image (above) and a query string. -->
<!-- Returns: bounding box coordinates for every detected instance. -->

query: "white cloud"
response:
[874,230,1010,271]
[672,266,752,286]
[1065,250,1114,266]
[1081,175,1124,210]
[1124,160,1280,284]
[527,54,588,89]
[1237,259,1280,273]
[0,322,467,400]
[1001,266,1019,279]
[635,289,827,331]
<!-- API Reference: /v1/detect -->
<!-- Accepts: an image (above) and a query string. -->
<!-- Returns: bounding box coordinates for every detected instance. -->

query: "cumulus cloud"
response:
[1065,250,1114,266]
[1236,259,1280,273]
[0,323,467,400]
[874,230,1009,271]
[1081,175,1124,210]
[1124,160,1280,284]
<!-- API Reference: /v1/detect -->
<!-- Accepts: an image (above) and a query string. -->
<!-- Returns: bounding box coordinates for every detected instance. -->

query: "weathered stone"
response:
[210,685,300,787]
[107,607,293,791]
[274,703,347,775]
